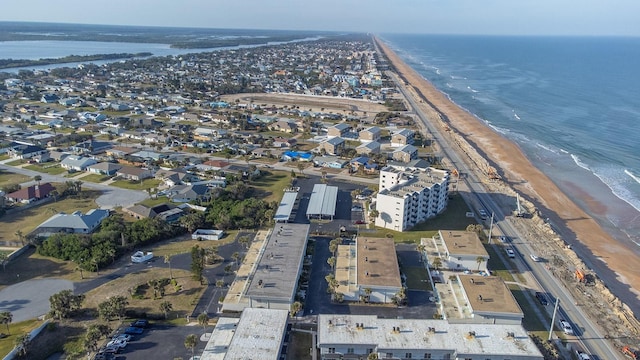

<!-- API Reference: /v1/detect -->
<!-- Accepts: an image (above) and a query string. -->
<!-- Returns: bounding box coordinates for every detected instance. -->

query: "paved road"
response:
[0,162,148,209]
[390,70,622,359]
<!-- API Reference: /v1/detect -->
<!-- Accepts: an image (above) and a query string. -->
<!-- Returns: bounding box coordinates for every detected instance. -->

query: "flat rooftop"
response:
[380,167,448,198]
[318,315,542,358]
[202,308,289,360]
[440,230,488,257]
[245,224,310,302]
[357,237,402,288]
[458,275,523,316]
[306,184,337,218]
[274,190,298,222]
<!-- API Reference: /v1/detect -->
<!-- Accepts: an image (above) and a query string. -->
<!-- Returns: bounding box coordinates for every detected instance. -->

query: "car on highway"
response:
[575,350,591,360]
[499,236,509,243]
[530,254,540,262]
[353,220,366,224]
[560,320,574,335]
[506,248,516,258]
[535,291,549,306]
[479,209,488,219]
[124,326,144,335]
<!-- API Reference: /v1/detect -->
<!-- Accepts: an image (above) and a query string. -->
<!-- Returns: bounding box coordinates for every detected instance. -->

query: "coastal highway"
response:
[388,70,623,360]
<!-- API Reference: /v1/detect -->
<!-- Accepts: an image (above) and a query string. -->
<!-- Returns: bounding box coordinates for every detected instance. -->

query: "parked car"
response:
[499,236,509,243]
[506,248,516,258]
[124,326,144,335]
[106,338,128,349]
[94,353,114,360]
[131,319,149,328]
[101,345,121,354]
[560,320,574,335]
[353,220,365,225]
[575,351,591,360]
[535,292,549,306]
[112,334,132,342]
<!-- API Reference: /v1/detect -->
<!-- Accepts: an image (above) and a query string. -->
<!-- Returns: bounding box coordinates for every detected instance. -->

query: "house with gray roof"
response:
[87,162,122,176]
[392,144,418,163]
[327,122,351,138]
[356,140,381,155]
[116,166,152,181]
[34,209,110,237]
[60,155,97,171]
[391,128,415,147]
[317,137,345,156]
[166,184,211,203]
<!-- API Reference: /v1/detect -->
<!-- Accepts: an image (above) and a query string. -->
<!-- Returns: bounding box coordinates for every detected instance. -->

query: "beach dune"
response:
[374,37,640,318]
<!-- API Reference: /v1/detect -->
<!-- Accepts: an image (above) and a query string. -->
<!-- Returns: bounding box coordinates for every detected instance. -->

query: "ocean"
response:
[380,34,640,255]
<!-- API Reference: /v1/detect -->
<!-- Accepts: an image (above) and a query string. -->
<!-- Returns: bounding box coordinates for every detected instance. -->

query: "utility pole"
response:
[549,297,560,341]
[488,212,494,244]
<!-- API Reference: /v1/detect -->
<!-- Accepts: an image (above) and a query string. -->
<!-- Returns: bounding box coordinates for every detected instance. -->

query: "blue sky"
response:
[2,0,639,36]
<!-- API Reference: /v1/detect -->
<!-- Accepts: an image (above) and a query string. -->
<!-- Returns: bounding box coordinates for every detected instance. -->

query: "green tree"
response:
[15,333,30,357]
[84,324,110,352]
[0,311,12,334]
[160,301,173,319]
[329,238,341,256]
[231,252,240,266]
[476,256,486,271]
[197,312,209,331]
[290,301,302,317]
[216,279,225,288]
[15,230,24,246]
[327,256,336,270]
[224,264,233,274]
[431,257,442,271]
[184,334,198,358]
[0,253,8,272]
[33,175,42,185]
[238,236,250,249]
[297,162,305,175]
[191,246,205,284]
[49,290,85,319]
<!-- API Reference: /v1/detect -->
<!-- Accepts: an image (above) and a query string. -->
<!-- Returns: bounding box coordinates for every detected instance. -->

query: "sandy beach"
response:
[374,38,640,315]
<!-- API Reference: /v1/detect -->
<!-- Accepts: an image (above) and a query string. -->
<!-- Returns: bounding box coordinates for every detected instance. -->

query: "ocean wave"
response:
[591,166,640,213]
[570,154,591,171]
[467,86,479,93]
[512,110,521,120]
[560,149,569,154]
[445,83,453,88]
[536,143,557,153]
[486,122,509,135]
[625,169,640,184]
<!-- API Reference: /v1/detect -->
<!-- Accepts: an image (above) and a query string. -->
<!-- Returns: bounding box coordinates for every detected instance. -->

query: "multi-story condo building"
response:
[375,166,449,231]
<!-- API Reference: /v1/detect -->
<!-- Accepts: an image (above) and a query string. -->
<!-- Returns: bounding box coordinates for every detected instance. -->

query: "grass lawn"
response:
[403,266,432,291]
[136,196,171,207]
[250,170,293,203]
[4,159,24,166]
[286,331,313,360]
[23,163,67,175]
[0,318,42,358]
[148,230,240,257]
[0,247,79,288]
[110,178,161,190]
[0,171,30,189]
[0,154,9,161]
[81,173,112,183]
[0,190,100,250]
[82,268,204,322]
[261,130,292,138]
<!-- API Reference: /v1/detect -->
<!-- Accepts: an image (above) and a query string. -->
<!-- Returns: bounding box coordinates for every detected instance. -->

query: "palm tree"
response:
[184,334,198,358]
[164,254,173,279]
[431,257,442,271]
[15,333,30,357]
[290,301,302,317]
[159,301,173,319]
[197,312,209,331]
[327,256,336,270]
[50,189,59,202]
[15,230,24,246]
[33,175,42,185]
[364,288,372,303]
[0,311,12,334]
[476,256,486,271]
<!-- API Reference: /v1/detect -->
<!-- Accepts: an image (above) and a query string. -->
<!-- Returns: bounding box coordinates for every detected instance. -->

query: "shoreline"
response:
[374,37,640,317]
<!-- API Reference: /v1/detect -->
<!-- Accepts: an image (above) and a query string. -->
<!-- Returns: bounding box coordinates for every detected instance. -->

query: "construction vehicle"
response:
[575,269,595,286]
[622,346,640,359]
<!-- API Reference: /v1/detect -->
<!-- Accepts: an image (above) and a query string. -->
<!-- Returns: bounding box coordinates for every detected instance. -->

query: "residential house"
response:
[327,122,351,138]
[70,140,112,155]
[40,93,60,103]
[34,209,110,237]
[155,168,193,187]
[6,183,55,203]
[49,150,71,162]
[116,166,152,181]
[124,203,184,222]
[106,146,138,158]
[313,155,348,169]
[268,119,297,133]
[8,144,48,160]
[392,144,418,163]
[355,140,381,155]
[166,184,211,203]
[87,162,122,176]
[359,126,381,143]
[428,230,490,272]
[272,137,297,148]
[349,156,378,174]
[317,137,345,156]
[60,155,98,172]
[391,128,415,147]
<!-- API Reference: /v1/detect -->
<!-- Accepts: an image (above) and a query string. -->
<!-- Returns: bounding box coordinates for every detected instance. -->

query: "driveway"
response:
[0,279,73,322]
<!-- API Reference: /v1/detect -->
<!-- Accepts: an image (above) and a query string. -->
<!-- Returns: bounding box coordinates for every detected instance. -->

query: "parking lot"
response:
[100,322,210,360]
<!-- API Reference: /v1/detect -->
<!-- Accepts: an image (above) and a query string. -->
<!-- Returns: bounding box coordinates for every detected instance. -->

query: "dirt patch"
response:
[221,93,388,115]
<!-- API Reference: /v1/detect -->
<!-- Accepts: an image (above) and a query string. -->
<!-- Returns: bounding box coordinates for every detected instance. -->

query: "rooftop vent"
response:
[477,294,483,302]
[427,327,436,333]
[466,331,476,339]
[506,332,515,339]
